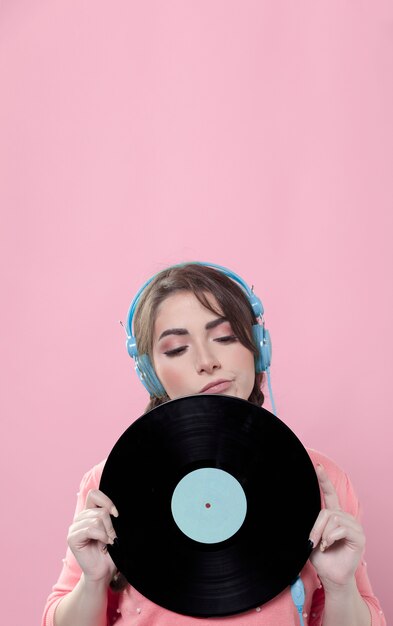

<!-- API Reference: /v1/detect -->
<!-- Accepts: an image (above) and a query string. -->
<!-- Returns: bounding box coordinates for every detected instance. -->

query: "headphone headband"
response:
[125,262,264,339]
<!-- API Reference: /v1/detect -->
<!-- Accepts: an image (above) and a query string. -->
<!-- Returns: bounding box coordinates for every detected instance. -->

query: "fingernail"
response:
[113,537,119,547]
[111,506,119,517]
[307,539,314,551]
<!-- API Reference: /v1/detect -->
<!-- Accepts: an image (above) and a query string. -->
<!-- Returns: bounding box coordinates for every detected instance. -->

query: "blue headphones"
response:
[124,262,275,412]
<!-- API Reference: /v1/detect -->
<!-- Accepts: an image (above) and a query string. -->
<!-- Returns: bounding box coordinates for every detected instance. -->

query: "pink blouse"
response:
[42,449,386,626]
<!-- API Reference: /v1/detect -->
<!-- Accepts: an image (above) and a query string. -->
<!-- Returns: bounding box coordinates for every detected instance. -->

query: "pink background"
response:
[1,2,392,624]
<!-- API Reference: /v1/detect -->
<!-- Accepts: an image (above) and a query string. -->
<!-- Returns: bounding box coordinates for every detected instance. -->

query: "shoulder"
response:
[71,459,109,516]
[306,448,345,478]
[78,459,108,493]
[306,448,361,517]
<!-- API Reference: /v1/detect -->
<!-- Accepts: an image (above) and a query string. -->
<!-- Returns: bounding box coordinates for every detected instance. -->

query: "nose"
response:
[195,342,221,375]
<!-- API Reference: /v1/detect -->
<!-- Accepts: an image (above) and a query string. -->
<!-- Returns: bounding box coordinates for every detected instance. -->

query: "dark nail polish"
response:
[307,539,314,551]
[113,537,119,547]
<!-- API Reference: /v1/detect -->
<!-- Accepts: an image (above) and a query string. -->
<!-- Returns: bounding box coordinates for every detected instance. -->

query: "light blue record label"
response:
[171,468,247,544]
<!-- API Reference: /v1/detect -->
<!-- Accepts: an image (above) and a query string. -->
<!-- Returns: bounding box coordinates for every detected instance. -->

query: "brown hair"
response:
[110,263,265,591]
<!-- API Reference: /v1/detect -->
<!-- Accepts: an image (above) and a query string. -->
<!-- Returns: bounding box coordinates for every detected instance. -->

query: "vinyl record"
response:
[99,395,320,617]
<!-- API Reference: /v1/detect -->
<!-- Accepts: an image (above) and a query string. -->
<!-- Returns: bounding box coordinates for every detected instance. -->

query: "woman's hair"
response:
[133,263,265,410]
[110,264,265,592]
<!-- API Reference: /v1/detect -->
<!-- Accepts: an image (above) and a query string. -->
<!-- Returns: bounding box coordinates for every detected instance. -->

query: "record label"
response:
[171,467,247,544]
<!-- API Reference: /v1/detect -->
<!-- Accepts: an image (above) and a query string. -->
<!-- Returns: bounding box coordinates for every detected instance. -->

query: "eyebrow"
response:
[158,317,228,341]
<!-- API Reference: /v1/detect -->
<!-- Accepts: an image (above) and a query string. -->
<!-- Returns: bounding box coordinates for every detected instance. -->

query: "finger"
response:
[320,522,365,552]
[310,510,364,551]
[316,464,341,511]
[309,508,331,548]
[99,511,117,541]
[73,509,117,540]
[319,514,347,551]
[69,518,115,545]
[68,525,114,549]
[322,511,362,537]
[308,509,356,548]
[84,489,119,517]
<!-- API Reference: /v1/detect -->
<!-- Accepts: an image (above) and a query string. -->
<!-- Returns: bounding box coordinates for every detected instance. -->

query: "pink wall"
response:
[1,2,391,624]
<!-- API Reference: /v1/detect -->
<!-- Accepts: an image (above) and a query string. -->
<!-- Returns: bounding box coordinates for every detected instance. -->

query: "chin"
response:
[222,389,246,400]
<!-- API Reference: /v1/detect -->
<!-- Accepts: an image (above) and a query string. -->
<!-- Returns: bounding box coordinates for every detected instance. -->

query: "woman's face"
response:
[152,291,255,401]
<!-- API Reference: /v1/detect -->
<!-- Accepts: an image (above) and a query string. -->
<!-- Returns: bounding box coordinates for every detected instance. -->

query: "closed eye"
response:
[164,336,237,357]
[214,335,238,343]
[164,346,188,357]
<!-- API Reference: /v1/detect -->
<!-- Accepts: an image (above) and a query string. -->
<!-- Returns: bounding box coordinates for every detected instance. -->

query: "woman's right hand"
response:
[67,489,119,585]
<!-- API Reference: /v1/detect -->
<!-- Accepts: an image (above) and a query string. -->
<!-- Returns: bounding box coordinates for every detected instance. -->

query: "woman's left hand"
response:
[308,464,365,592]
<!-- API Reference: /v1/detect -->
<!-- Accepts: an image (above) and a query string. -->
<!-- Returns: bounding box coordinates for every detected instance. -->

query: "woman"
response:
[42,262,385,626]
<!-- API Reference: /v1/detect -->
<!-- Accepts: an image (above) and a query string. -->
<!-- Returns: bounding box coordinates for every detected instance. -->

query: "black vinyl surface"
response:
[100,395,320,617]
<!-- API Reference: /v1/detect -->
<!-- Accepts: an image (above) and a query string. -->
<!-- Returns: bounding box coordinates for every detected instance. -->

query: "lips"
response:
[199,379,233,394]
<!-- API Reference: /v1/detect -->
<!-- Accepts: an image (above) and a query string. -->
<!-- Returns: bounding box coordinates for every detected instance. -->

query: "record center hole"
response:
[205,503,211,509]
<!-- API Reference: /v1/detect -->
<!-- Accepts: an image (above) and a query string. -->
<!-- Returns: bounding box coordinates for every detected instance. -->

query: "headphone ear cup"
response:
[126,336,166,397]
[252,324,272,373]
[135,354,166,397]
[126,335,138,358]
